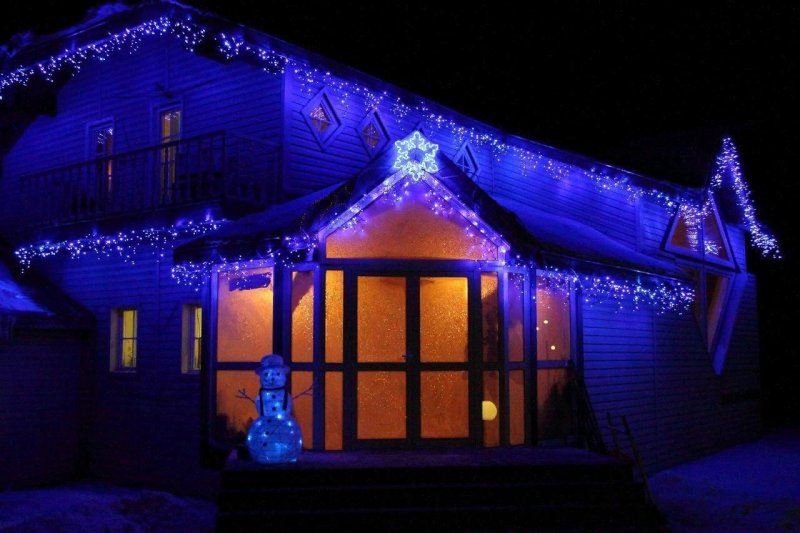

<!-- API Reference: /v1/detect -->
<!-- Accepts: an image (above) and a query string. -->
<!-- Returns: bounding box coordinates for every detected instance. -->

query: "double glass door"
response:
[343,272,479,447]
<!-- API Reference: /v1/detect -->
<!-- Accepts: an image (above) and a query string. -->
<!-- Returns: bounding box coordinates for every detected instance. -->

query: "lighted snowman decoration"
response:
[244,355,303,463]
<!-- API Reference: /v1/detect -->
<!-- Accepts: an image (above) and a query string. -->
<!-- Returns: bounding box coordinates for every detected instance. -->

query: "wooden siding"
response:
[583,274,761,473]
[37,253,218,496]
[0,329,87,487]
[1,37,283,231]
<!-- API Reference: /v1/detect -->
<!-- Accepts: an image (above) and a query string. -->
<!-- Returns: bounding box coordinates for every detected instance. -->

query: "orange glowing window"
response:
[508,273,525,362]
[481,272,500,363]
[325,270,344,363]
[216,267,273,363]
[536,274,571,361]
[291,271,314,363]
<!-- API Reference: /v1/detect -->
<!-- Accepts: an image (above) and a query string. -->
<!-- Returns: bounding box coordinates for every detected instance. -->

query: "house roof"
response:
[0,248,91,329]
[0,1,701,200]
[175,138,684,280]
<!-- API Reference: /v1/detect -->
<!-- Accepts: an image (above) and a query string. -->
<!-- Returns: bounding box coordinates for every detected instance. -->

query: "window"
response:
[310,105,331,133]
[357,111,389,155]
[111,308,137,371]
[158,107,181,203]
[182,304,202,373]
[302,89,341,149]
[665,201,733,267]
[91,123,114,196]
[454,142,480,180]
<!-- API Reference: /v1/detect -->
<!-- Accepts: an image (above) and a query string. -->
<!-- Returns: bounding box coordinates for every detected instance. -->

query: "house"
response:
[0,2,775,498]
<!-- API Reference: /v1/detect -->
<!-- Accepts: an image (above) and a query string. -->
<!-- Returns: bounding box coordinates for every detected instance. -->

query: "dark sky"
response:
[2,1,798,422]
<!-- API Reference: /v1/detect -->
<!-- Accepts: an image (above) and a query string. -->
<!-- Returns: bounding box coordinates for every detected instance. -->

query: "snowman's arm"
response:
[292,378,316,400]
[235,388,257,407]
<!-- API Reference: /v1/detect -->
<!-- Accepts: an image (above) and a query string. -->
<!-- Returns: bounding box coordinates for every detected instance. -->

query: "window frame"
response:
[110,307,138,372]
[182,303,203,374]
[302,89,342,150]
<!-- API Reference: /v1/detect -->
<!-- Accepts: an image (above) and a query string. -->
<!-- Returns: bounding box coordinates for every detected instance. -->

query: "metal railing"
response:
[18,131,278,227]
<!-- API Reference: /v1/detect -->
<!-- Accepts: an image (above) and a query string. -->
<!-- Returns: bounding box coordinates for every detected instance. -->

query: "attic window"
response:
[310,105,332,133]
[665,201,733,267]
[454,142,479,180]
[303,90,341,149]
[358,111,389,155]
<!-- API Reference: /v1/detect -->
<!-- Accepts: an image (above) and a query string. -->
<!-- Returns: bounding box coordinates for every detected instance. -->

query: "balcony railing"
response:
[18,131,278,227]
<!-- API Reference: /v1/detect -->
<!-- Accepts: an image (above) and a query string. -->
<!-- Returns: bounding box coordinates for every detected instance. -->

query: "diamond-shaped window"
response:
[358,111,389,156]
[303,89,342,149]
[454,142,480,180]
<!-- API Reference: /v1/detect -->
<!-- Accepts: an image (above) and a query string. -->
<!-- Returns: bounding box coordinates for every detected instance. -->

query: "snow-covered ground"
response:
[0,482,215,532]
[1,428,797,531]
[650,426,800,531]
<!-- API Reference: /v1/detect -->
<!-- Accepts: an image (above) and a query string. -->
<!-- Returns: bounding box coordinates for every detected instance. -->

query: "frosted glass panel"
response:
[481,272,499,362]
[326,181,498,261]
[508,274,525,362]
[215,370,260,442]
[509,370,525,445]
[217,267,273,362]
[420,277,468,362]
[291,271,314,363]
[358,372,406,439]
[420,371,469,438]
[537,368,573,443]
[483,371,500,447]
[357,277,406,362]
[325,372,343,450]
[291,371,314,449]
[536,274,571,361]
[325,270,343,363]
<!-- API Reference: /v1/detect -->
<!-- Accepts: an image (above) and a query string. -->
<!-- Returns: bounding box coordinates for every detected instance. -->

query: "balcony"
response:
[17,131,278,228]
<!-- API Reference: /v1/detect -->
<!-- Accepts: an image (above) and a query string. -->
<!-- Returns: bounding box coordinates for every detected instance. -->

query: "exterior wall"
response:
[0,36,284,231]
[37,253,218,497]
[283,69,638,249]
[582,275,761,473]
[0,327,88,487]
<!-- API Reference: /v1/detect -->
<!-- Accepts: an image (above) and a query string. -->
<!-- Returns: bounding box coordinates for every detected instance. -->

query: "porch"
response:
[217,446,660,530]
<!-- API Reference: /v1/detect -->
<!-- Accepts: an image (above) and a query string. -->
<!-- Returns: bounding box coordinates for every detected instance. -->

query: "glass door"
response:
[344,272,478,448]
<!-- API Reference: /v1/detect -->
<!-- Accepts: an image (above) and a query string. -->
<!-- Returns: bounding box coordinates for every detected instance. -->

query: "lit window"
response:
[302,90,341,148]
[358,111,388,155]
[310,105,331,133]
[665,201,733,266]
[182,304,203,373]
[111,308,137,371]
[91,124,114,196]
[363,122,380,148]
[159,108,181,204]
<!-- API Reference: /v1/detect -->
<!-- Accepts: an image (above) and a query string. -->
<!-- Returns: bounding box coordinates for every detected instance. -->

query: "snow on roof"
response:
[494,196,679,275]
[0,261,47,314]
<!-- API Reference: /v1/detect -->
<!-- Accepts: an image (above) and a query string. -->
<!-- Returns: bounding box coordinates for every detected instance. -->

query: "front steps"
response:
[216,447,661,531]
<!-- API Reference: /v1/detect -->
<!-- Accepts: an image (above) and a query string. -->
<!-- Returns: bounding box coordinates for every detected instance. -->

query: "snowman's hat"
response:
[257,354,288,372]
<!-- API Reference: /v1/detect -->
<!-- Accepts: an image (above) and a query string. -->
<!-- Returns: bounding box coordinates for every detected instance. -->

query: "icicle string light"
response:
[534,269,694,314]
[1,17,777,257]
[14,218,224,270]
[707,137,780,258]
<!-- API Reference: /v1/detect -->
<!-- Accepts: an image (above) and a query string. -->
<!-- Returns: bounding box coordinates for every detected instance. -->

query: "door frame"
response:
[341,268,482,449]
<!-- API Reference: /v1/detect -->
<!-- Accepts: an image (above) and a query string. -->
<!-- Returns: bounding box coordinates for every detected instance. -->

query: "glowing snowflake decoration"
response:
[393,131,439,181]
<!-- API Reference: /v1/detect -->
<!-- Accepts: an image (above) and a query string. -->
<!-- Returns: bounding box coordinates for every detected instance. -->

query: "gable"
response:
[322,171,508,262]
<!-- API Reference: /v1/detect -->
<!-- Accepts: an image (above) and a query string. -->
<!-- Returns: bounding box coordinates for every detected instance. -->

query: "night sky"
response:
[2,1,798,423]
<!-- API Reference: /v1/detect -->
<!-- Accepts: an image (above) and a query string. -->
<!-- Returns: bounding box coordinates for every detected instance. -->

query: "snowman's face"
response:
[259,367,287,388]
